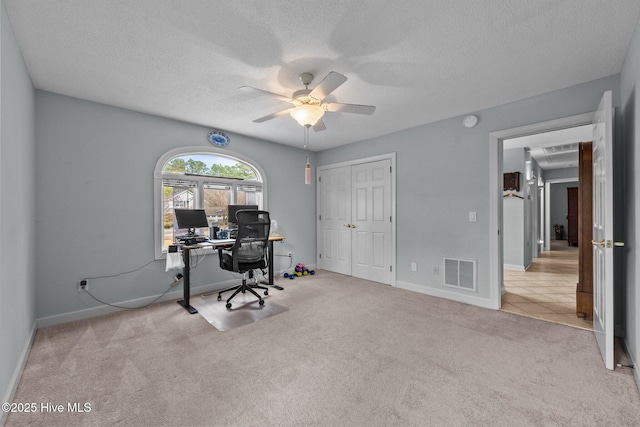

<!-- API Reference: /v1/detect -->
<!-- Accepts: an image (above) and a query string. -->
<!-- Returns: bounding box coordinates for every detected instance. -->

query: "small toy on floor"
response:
[283,263,315,279]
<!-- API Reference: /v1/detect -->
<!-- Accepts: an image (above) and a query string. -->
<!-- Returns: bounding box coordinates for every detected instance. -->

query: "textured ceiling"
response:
[4,0,640,151]
[505,125,593,170]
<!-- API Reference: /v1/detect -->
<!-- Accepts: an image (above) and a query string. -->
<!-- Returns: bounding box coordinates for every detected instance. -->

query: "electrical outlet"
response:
[411,262,417,271]
[433,266,439,275]
[287,251,292,257]
[78,280,88,292]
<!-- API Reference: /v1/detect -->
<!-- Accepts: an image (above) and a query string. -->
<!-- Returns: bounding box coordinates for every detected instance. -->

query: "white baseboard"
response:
[622,338,640,393]
[37,278,241,328]
[395,280,494,310]
[37,265,295,328]
[504,264,526,271]
[1,322,37,427]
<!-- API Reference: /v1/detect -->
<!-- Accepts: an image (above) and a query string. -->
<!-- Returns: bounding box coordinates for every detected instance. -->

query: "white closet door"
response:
[351,159,393,284]
[318,165,352,275]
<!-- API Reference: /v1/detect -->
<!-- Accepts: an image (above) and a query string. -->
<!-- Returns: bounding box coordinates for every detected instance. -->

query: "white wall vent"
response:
[443,258,477,292]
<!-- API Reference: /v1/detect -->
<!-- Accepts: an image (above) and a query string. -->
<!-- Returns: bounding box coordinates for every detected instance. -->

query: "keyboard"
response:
[177,235,206,241]
[208,239,235,244]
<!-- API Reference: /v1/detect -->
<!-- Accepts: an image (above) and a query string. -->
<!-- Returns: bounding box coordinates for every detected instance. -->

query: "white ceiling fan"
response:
[240,71,376,131]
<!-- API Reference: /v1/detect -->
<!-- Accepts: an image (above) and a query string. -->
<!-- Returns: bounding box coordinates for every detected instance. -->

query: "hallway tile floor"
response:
[501,240,592,330]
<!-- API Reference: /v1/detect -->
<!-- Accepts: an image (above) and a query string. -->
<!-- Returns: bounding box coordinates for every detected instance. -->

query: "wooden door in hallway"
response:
[576,142,593,318]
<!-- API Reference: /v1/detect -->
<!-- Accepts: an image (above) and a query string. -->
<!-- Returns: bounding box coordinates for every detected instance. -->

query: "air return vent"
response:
[443,258,477,291]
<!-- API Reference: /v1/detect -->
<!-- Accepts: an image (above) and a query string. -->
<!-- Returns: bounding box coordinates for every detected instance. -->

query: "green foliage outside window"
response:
[164,157,256,179]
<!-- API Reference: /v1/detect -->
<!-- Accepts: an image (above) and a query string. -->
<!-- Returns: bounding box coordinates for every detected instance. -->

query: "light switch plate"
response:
[469,211,477,222]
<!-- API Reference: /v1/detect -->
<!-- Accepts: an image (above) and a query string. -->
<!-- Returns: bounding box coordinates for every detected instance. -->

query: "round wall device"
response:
[208,131,230,147]
[463,115,478,128]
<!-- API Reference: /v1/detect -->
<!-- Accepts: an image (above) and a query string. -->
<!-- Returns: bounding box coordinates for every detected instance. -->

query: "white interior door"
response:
[351,159,393,284]
[592,90,615,370]
[318,156,395,284]
[318,165,351,275]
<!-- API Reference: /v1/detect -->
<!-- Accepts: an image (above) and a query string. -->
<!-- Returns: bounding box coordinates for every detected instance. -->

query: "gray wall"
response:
[0,1,37,417]
[35,91,316,321]
[549,181,579,241]
[318,74,621,305]
[501,149,544,269]
[620,17,640,387]
[545,167,578,180]
[502,148,525,268]
[526,157,542,263]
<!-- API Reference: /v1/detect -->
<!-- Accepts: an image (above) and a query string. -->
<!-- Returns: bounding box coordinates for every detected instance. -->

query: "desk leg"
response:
[177,247,198,314]
[267,240,283,290]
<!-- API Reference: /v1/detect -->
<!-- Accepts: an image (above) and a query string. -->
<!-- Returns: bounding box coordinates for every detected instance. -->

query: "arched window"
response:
[154,147,266,258]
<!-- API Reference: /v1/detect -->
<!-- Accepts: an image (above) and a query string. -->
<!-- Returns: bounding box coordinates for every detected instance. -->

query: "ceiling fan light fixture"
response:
[242,71,374,130]
[289,104,325,127]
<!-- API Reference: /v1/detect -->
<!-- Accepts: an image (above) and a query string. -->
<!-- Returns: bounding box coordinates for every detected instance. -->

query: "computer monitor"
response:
[227,204,258,227]
[174,208,209,236]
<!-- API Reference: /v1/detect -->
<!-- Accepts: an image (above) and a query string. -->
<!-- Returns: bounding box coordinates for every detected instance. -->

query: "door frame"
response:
[528,180,538,259]
[537,184,544,255]
[489,112,595,309]
[544,178,579,251]
[316,152,397,286]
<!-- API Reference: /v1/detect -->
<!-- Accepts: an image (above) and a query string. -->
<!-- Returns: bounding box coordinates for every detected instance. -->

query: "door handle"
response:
[344,224,351,228]
[351,224,357,229]
[592,240,625,247]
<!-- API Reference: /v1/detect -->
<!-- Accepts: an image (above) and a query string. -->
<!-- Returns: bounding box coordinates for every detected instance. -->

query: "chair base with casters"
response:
[217,269,269,309]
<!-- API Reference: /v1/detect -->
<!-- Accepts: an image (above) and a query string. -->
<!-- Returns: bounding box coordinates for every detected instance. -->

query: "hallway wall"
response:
[549,181,578,241]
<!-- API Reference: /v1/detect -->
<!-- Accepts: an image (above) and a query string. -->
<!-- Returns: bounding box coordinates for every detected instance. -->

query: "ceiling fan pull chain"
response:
[304,125,310,149]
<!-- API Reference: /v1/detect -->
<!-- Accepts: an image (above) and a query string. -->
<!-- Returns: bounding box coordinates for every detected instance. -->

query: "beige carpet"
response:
[6,271,640,426]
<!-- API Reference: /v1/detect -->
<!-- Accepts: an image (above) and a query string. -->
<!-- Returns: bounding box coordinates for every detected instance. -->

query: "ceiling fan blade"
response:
[239,86,291,103]
[253,109,291,123]
[323,102,376,115]
[312,119,326,132]
[309,72,347,100]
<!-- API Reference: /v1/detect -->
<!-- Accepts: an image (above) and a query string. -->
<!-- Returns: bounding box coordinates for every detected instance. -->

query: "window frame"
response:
[154,146,267,259]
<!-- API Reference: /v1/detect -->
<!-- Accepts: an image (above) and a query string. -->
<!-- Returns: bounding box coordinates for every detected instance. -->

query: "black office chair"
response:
[217,210,271,309]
